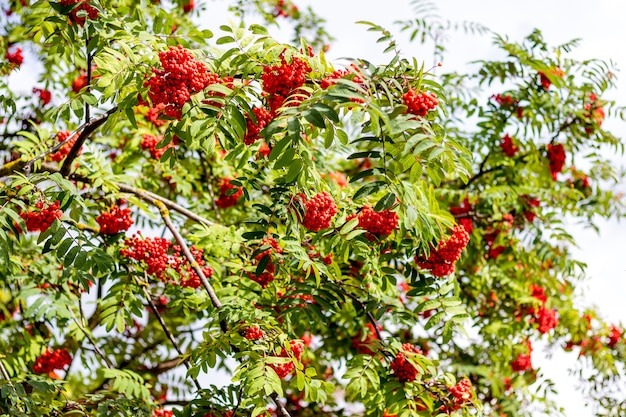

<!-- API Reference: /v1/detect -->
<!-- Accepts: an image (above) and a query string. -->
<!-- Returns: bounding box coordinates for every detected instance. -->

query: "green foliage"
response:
[0,1,625,417]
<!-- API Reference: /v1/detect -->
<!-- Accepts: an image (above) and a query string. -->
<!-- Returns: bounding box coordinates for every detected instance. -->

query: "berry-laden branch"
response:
[18,106,119,176]
[141,284,202,391]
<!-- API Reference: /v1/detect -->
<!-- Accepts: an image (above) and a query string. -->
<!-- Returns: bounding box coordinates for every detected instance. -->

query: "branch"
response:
[142,284,202,390]
[340,286,385,343]
[19,106,118,176]
[116,182,215,227]
[0,356,14,387]
[59,107,118,176]
[157,202,226,328]
[270,393,292,417]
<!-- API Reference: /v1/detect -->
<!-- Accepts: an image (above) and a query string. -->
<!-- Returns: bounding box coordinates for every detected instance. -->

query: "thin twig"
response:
[0,357,14,387]
[142,285,202,391]
[72,316,113,368]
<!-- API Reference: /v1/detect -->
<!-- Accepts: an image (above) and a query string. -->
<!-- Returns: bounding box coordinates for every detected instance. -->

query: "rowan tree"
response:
[1,0,625,417]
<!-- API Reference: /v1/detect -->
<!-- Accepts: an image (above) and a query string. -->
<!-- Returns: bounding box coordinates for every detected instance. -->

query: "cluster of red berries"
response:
[538,67,564,90]
[59,0,99,26]
[449,198,473,234]
[49,130,80,162]
[143,103,167,127]
[447,378,473,411]
[244,325,264,341]
[390,343,421,383]
[141,134,175,160]
[270,340,304,378]
[297,192,337,232]
[523,196,540,223]
[244,107,274,145]
[121,234,213,288]
[328,171,347,188]
[402,88,438,117]
[33,348,72,374]
[584,93,605,133]
[261,56,311,113]
[492,93,523,118]
[348,205,398,241]
[72,71,88,93]
[536,307,559,334]
[248,237,282,288]
[215,178,243,209]
[501,134,519,157]
[415,225,470,277]
[152,410,173,417]
[511,341,533,372]
[144,46,219,119]
[95,205,133,235]
[547,143,566,180]
[20,200,63,233]
[274,0,298,18]
[171,245,213,288]
[351,323,380,355]
[33,88,52,105]
[524,284,558,333]
[608,324,622,348]
[121,235,171,279]
[5,46,23,67]
[320,65,364,89]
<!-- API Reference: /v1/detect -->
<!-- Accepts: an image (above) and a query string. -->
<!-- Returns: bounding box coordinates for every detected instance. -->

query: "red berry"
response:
[59,0,99,26]
[144,46,219,119]
[261,56,311,113]
[536,307,558,334]
[351,205,398,240]
[270,340,304,379]
[448,377,473,410]
[244,107,273,145]
[608,324,622,348]
[72,72,88,93]
[244,325,264,341]
[141,134,175,160]
[33,88,52,105]
[49,130,81,162]
[351,323,381,355]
